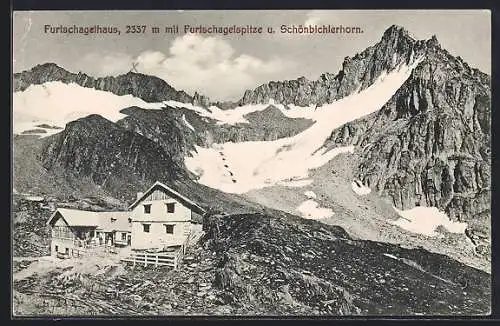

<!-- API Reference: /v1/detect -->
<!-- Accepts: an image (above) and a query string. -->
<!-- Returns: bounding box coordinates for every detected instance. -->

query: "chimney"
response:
[136,192,144,200]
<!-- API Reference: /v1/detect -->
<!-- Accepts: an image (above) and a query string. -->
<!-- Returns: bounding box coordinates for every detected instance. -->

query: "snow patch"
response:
[389,206,468,237]
[165,100,281,125]
[351,179,371,195]
[304,191,317,199]
[164,99,321,125]
[383,253,399,260]
[296,200,334,220]
[182,114,195,131]
[186,144,354,194]
[277,179,314,188]
[13,81,164,136]
[14,120,65,138]
[186,58,422,194]
[25,196,44,201]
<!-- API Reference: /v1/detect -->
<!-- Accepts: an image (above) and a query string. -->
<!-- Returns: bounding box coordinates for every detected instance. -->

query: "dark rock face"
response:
[13,63,194,104]
[200,106,314,145]
[117,105,313,150]
[325,34,491,253]
[39,114,185,201]
[238,25,427,106]
[116,107,199,166]
[204,212,490,315]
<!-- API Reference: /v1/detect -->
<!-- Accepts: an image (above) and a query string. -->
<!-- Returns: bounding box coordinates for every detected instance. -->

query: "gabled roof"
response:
[96,211,131,232]
[46,208,99,227]
[128,181,206,215]
[47,208,132,232]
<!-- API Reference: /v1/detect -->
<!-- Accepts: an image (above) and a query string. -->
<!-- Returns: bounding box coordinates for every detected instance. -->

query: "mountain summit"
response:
[238,25,430,107]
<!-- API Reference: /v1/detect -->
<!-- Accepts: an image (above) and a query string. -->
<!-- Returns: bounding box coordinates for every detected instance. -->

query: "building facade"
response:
[128,181,205,251]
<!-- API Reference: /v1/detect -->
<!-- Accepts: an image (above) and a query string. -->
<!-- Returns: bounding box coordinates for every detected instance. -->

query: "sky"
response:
[13,10,491,101]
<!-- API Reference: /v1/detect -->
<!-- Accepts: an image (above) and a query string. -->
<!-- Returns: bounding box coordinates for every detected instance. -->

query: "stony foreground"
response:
[13,212,490,316]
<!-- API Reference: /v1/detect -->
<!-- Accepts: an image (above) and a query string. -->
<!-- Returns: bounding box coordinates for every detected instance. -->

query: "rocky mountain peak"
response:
[427,35,441,48]
[192,91,211,107]
[237,25,425,107]
[381,24,413,42]
[31,62,66,73]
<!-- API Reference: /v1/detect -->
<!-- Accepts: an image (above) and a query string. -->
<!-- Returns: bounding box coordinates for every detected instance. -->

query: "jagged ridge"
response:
[14,63,198,104]
[238,25,427,106]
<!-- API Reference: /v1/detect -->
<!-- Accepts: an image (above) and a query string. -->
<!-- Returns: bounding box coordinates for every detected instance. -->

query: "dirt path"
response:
[13,247,131,282]
[13,256,48,262]
[13,256,69,282]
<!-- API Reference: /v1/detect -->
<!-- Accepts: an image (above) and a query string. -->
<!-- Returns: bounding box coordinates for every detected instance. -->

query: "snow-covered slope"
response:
[13,82,315,138]
[185,58,423,194]
[13,81,164,137]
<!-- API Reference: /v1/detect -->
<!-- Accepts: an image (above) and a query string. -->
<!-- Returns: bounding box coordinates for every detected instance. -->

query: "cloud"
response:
[81,52,134,76]
[304,10,330,26]
[277,10,331,41]
[83,34,293,101]
[304,10,324,26]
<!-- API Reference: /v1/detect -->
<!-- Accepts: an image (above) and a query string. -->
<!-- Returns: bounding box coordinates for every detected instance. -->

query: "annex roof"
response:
[47,208,131,232]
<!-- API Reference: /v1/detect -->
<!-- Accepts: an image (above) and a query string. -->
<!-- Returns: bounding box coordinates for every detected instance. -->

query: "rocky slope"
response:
[38,114,186,202]
[12,210,491,316]
[12,195,52,257]
[206,212,490,315]
[117,105,313,157]
[324,29,491,255]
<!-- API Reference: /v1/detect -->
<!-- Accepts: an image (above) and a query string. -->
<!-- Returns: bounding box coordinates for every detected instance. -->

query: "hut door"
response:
[106,233,113,246]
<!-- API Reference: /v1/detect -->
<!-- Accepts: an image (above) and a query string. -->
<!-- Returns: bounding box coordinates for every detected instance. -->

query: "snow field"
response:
[389,206,468,237]
[185,58,423,194]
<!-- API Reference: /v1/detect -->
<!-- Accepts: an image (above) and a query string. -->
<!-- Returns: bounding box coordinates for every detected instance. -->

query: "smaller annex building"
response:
[46,208,131,257]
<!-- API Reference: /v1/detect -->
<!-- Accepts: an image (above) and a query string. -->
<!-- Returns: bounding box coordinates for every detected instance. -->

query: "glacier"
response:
[185,58,424,194]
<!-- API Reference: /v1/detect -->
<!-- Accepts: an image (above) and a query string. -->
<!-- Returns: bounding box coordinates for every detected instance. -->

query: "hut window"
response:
[121,232,127,240]
[144,204,151,214]
[111,218,117,223]
[165,224,174,234]
[143,224,150,233]
[166,203,175,213]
